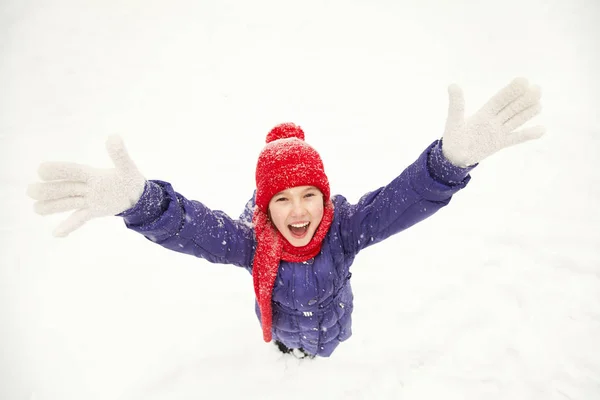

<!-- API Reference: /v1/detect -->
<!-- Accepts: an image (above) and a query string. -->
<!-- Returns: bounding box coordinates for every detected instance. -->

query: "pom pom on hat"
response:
[255,123,330,213]
[265,122,305,143]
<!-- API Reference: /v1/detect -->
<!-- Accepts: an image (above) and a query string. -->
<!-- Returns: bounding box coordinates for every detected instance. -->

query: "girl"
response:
[28,77,545,358]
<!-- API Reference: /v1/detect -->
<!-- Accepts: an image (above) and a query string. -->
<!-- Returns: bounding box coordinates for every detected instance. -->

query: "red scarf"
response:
[252,201,334,342]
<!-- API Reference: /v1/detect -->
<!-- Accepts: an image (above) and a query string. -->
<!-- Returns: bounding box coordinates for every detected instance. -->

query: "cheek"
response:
[310,202,324,222]
[268,206,287,228]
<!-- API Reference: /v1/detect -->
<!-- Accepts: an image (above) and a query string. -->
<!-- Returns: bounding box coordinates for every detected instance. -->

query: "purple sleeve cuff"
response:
[427,140,476,185]
[117,181,170,226]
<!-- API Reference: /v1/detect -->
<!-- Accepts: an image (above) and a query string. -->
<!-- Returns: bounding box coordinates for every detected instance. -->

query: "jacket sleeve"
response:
[118,180,256,270]
[337,140,475,256]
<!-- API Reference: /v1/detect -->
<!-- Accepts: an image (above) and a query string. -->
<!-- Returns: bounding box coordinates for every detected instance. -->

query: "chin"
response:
[288,238,309,247]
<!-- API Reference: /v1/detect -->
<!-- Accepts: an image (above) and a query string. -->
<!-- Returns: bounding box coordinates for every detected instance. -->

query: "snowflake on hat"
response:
[252,122,335,342]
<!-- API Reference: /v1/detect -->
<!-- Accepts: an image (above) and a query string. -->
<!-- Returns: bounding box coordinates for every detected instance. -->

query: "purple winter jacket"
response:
[119,140,474,357]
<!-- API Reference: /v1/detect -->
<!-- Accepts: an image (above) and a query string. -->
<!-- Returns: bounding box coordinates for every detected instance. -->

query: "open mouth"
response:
[288,222,310,238]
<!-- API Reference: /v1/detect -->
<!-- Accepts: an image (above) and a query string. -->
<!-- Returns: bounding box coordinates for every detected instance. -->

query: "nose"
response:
[290,198,306,217]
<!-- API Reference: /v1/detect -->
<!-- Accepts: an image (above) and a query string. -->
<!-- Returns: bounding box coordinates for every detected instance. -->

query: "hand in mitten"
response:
[441,77,545,167]
[27,135,146,237]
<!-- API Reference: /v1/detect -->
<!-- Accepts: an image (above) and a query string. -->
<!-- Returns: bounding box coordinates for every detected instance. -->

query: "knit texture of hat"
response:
[252,122,334,343]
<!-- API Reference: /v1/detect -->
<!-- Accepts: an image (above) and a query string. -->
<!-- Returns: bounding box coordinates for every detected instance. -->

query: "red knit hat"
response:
[255,122,330,213]
[252,122,334,342]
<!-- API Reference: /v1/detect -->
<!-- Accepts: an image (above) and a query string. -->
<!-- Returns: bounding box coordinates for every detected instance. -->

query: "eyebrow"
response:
[273,186,318,197]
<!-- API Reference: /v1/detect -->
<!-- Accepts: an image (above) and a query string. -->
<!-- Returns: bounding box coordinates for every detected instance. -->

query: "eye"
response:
[275,197,288,202]
[304,193,316,198]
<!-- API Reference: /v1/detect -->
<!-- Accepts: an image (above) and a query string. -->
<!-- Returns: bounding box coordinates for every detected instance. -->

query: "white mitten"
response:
[27,135,146,237]
[441,77,545,167]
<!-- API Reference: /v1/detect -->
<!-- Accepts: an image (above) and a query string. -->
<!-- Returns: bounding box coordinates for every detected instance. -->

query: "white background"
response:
[1,0,599,399]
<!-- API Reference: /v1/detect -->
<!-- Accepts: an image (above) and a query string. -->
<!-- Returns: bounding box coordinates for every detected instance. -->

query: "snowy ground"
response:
[1,0,599,399]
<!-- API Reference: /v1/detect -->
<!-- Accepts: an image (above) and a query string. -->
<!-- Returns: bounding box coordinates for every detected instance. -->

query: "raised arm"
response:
[338,77,544,256]
[28,136,255,269]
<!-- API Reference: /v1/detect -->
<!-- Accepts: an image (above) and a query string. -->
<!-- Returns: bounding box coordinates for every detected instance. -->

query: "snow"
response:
[1,0,599,399]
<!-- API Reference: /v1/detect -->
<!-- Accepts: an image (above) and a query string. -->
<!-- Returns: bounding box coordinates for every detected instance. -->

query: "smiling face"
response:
[268,185,325,247]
